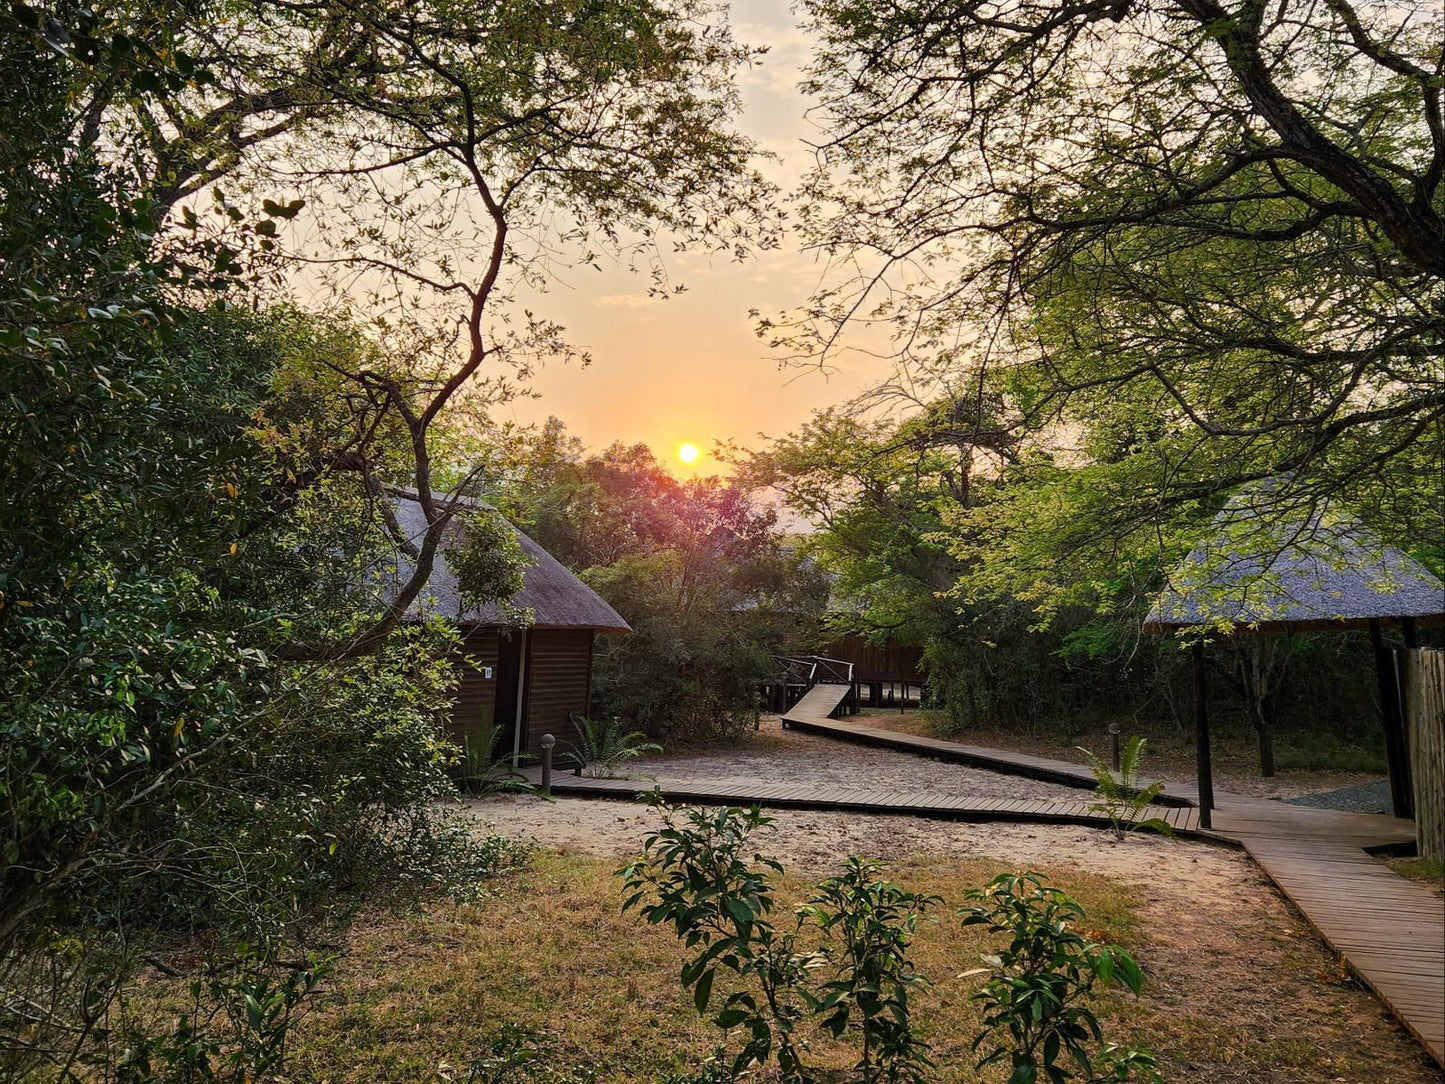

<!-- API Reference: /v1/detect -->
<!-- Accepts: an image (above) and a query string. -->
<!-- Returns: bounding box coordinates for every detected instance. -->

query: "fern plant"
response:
[1077,735,1173,841]
[563,717,662,779]
[459,717,538,797]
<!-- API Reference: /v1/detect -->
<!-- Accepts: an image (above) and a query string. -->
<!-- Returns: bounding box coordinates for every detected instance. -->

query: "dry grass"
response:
[136,848,1436,1084]
[277,852,1139,1083]
[1386,856,1445,897]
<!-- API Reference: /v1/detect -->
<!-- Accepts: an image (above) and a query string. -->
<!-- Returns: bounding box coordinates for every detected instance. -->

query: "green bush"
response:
[563,717,663,778]
[622,805,1160,1084]
[622,801,943,1084]
[960,873,1160,1084]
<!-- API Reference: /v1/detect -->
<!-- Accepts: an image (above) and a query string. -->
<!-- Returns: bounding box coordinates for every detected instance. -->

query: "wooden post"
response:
[1370,618,1413,819]
[1192,639,1214,830]
[1108,722,1121,773]
[510,628,529,768]
[539,733,555,797]
[1404,649,1444,862]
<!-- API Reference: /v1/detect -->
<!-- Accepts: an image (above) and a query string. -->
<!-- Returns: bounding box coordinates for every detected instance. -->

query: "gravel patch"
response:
[1283,779,1392,813]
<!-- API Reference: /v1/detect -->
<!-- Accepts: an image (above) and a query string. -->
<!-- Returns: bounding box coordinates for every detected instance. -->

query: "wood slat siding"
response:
[447,627,501,748]
[1405,648,1445,862]
[824,634,925,683]
[523,628,594,754]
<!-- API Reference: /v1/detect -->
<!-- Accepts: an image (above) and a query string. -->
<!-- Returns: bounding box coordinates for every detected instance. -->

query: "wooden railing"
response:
[765,655,857,714]
[772,654,855,686]
[765,655,931,717]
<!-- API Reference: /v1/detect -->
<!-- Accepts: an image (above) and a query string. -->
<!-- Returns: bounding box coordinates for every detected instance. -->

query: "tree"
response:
[772,0,1442,581]
[501,432,826,740]
[3,0,773,1071]
[20,0,779,656]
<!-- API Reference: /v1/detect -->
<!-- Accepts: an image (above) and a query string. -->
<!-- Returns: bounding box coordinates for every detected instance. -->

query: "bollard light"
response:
[540,733,555,797]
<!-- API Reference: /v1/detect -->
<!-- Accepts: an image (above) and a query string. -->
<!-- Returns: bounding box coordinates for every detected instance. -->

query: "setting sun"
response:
[678,442,699,464]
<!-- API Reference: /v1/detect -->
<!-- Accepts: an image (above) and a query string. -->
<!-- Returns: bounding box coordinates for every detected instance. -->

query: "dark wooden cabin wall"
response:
[824,634,924,683]
[523,628,594,753]
[447,627,501,750]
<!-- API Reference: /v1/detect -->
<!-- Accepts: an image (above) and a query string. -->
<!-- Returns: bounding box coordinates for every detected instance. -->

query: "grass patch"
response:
[1272,733,1387,773]
[1387,856,1444,892]
[218,852,1143,1083]
[120,845,1441,1083]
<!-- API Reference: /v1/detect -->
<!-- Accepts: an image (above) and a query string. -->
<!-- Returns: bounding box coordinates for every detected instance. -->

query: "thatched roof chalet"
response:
[387,491,629,633]
[1145,483,1444,634]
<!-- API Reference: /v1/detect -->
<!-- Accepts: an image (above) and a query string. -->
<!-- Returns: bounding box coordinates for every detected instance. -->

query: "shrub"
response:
[804,857,940,1083]
[1077,737,1173,842]
[459,718,540,798]
[563,717,663,778]
[959,873,1160,1084]
[619,800,937,1083]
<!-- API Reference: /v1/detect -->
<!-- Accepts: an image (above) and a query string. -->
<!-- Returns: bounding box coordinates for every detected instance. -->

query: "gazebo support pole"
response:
[1192,639,1214,830]
[1369,618,1413,819]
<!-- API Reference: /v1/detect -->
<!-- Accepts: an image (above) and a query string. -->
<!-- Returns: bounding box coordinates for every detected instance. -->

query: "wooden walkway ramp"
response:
[778,704,1442,1064]
[1207,799,1442,1064]
[531,769,1203,834]
[783,692,1192,804]
[529,702,1442,1064]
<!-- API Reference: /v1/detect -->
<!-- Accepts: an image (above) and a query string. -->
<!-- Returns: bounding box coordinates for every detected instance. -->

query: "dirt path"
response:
[590,716,1086,800]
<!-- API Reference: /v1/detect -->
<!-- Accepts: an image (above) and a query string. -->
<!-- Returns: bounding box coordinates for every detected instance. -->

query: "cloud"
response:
[594,293,658,309]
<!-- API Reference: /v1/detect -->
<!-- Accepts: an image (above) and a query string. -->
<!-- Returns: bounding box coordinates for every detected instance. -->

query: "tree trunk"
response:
[1236,639,1278,778]
[1252,705,1276,778]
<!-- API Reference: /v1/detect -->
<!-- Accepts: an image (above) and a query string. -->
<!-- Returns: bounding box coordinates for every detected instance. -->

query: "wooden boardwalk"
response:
[780,695,1442,1064]
[533,769,1205,834]
[530,689,1443,1064]
[782,684,1195,801]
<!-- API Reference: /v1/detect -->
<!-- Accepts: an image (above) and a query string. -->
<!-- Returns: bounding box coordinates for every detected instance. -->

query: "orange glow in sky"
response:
[502,0,878,461]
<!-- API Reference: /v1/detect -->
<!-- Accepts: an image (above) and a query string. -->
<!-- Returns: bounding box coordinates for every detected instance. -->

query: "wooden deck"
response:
[529,690,1443,1064]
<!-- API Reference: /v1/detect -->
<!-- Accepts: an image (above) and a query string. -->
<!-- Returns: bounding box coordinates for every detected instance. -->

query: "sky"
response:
[498,0,879,476]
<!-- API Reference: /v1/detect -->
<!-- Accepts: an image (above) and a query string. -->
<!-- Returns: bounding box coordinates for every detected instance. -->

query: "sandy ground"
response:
[583,717,1087,800]
[858,709,1390,800]
[462,713,1370,889]
[463,719,1442,1082]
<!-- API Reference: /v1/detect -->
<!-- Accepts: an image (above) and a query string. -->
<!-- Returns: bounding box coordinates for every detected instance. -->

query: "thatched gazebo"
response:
[1144,484,1445,829]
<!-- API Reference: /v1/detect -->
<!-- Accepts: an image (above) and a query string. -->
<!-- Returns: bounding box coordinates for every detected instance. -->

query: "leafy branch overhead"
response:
[778,0,1441,596]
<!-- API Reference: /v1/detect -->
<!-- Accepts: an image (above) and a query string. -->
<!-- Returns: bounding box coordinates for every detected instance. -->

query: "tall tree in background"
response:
[777,0,1442,600]
[501,429,827,740]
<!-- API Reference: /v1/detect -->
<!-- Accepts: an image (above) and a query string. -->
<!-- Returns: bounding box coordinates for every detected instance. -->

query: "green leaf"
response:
[693,967,714,1014]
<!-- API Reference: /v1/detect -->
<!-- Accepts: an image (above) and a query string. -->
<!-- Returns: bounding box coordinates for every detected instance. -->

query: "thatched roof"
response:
[1144,483,1444,634]
[387,493,630,633]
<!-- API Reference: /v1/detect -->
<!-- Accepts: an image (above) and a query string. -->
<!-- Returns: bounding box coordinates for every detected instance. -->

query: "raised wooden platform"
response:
[528,698,1443,1065]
